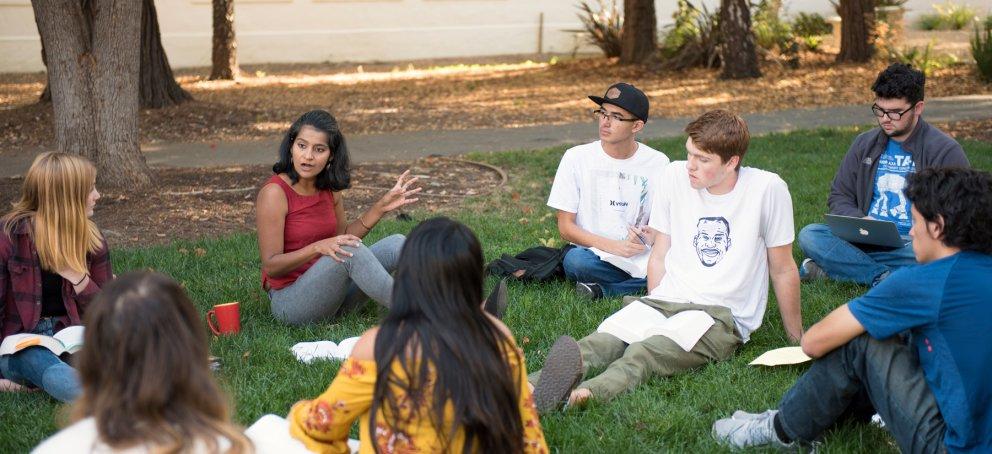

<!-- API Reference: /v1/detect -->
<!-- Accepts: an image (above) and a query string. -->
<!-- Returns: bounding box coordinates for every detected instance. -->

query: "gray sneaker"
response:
[575,282,604,300]
[712,409,794,449]
[800,259,827,282]
[533,336,583,414]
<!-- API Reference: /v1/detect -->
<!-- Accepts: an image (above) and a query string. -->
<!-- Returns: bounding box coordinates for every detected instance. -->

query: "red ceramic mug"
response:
[207,302,241,336]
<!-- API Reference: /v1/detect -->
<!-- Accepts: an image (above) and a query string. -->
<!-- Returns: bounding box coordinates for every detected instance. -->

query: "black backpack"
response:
[486,245,574,282]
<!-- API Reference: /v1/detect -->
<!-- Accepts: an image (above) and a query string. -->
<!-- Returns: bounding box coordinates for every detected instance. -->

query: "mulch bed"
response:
[937,118,992,143]
[0,156,504,248]
[2,53,989,151]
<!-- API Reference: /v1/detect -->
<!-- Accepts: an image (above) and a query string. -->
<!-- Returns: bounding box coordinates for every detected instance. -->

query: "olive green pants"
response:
[530,296,743,401]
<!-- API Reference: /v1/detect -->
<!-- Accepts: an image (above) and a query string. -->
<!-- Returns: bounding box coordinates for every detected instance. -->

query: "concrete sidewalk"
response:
[3,94,990,178]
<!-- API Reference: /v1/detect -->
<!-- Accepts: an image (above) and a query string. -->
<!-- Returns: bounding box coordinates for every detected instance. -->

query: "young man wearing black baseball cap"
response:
[546,82,670,300]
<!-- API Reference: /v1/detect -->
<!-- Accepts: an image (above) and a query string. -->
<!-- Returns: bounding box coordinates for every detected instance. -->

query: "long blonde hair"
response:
[1,152,103,274]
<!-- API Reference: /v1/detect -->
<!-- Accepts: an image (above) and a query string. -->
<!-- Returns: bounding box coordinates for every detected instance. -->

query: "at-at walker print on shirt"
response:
[869,143,916,235]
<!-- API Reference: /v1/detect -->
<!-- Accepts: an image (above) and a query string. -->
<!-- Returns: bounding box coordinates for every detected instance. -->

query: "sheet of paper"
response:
[749,346,812,366]
[597,300,669,344]
[246,414,360,453]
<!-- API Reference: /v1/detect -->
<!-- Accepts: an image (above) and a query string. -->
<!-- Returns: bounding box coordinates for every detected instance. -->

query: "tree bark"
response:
[37,0,191,108]
[719,0,761,79]
[93,0,150,187]
[837,0,876,63]
[210,0,239,80]
[31,0,151,188]
[31,0,98,160]
[140,0,192,108]
[619,0,657,64]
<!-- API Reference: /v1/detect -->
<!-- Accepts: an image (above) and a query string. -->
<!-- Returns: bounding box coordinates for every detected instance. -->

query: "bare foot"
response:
[568,388,592,406]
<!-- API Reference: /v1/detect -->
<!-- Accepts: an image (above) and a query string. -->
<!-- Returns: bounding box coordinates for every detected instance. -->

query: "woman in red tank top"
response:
[256,110,420,325]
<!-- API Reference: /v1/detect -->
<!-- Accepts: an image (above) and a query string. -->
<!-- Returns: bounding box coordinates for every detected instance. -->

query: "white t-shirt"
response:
[547,141,670,276]
[648,162,794,341]
[32,418,236,454]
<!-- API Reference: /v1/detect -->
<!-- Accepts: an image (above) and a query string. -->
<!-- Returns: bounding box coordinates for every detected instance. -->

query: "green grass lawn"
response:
[2,126,989,453]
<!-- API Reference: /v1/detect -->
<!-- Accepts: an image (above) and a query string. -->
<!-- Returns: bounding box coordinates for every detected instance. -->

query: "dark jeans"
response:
[777,334,945,454]
[798,223,916,286]
[0,318,81,402]
[562,247,646,297]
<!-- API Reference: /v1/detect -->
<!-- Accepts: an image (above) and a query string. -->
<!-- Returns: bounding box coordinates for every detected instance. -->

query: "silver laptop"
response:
[824,214,911,248]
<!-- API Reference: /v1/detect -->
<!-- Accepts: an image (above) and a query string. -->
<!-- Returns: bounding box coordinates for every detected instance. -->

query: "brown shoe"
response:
[533,335,583,414]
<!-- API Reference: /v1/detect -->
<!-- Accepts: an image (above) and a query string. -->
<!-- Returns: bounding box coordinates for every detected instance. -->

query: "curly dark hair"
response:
[871,63,925,104]
[905,167,992,254]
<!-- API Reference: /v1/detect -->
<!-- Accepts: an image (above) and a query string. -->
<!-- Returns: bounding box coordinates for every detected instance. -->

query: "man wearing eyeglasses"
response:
[797,63,969,287]
[547,83,670,300]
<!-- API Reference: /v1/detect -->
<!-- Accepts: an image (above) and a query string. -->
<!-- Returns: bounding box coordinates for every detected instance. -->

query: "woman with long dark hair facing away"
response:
[288,217,548,453]
[33,271,252,453]
[257,110,420,325]
[0,152,111,402]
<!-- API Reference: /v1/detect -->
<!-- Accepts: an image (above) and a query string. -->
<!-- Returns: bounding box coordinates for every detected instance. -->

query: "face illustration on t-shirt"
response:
[693,217,732,267]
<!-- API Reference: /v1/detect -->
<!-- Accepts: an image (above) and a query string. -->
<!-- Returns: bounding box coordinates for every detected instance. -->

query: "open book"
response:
[0,326,84,357]
[597,300,714,351]
[290,337,359,364]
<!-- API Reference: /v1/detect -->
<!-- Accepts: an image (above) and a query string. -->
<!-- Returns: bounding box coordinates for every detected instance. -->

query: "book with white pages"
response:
[0,325,84,357]
[589,247,649,278]
[596,300,714,351]
[291,337,360,364]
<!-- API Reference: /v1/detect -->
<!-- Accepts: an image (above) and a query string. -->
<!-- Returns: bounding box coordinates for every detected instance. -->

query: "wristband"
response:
[71,274,89,287]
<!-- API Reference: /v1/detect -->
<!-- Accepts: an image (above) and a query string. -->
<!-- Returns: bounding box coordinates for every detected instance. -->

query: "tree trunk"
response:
[31,0,151,188]
[837,0,876,63]
[719,0,761,79]
[140,0,192,108]
[31,0,98,160]
[94,0,150,187]
[210,0,239,80]
[619,0,657,64]
[37,0,191,108]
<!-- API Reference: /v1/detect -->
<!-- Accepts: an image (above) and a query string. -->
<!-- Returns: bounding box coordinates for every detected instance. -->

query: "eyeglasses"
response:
[871,103,916,121]
[592,109,639,123]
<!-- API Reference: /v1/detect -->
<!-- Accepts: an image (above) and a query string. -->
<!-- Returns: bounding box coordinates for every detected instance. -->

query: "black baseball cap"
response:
[588,82,649,122]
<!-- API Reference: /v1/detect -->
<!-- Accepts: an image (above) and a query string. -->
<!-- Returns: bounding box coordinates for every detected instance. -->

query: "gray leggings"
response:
[269,234,405,325]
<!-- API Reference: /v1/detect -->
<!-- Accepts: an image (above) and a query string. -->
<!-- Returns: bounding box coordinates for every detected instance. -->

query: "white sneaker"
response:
[713,409,794,449]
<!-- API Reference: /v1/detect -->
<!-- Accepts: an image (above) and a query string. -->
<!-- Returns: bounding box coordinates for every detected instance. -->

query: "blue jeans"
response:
[0,318,81,402]
[777,334,945,453]
[562,247,646,297]
[798,223,916,286]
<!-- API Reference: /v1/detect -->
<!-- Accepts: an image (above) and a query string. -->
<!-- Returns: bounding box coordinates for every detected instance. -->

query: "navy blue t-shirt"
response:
[849,251,992,453]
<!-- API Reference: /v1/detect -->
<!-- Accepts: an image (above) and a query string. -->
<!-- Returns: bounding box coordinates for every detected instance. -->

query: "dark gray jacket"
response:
[828,118,969,216]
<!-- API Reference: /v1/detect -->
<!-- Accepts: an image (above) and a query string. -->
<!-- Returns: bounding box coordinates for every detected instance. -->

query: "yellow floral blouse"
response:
[288,339,548,454]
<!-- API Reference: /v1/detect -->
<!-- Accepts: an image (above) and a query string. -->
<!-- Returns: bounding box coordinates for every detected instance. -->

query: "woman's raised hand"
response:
[312,234,362,262]
[376,170,422,213]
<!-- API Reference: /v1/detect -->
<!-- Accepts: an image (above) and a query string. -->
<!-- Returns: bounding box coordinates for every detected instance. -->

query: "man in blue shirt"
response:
[713,168,992,453]
[797,63,968,286]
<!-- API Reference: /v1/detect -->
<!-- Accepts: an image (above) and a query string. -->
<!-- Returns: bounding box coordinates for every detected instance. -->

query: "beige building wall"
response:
[1,0,603,73]
[4,0,989,74]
